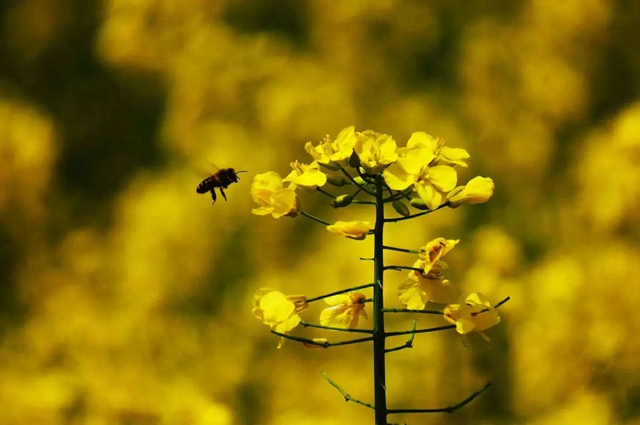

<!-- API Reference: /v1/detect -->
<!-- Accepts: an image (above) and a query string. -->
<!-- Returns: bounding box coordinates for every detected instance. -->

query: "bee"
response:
[197,168,246,203]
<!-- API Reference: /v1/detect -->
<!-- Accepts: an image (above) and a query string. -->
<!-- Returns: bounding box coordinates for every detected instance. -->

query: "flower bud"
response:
[330,194,353,208]
[349,150,361,168]
[303,338,329,348]
[353,176,367,186]
[410,197,430,210]
[286,294,309,313]
[392,200,411,217]
[326,174,348,187]
[447,177,495,208]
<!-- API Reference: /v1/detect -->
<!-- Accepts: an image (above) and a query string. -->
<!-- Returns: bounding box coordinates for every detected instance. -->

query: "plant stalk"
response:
[373,174,387,424]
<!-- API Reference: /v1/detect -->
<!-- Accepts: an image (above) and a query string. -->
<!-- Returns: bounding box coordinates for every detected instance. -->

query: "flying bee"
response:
[197,168,247,203]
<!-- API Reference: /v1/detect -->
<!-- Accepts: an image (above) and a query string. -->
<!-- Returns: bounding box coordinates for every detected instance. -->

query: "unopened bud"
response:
[326,174,348,187]
[410,197,430,210]
[392,200,411,217]
[286,295,309,313]
[446,177,495,208]
[353,176,366,186]
[349,151,361,168]
[303,338,329,348]
[331,194,353,208]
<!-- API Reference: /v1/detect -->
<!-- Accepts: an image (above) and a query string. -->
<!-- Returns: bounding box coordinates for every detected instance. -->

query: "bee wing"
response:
[191,162,219,179]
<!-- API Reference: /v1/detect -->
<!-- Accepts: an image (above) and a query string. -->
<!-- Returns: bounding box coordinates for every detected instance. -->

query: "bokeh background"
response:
[1,0,640,424]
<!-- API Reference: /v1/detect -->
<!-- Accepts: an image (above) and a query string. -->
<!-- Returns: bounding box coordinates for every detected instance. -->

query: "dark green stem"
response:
[300,321,373,334]
[300,210,332,226]
[384,265,424,273]
[372,174,387,424]
[387,382,491,414]
[323,372,375,410]
[271,331,373,347]
[382,245,419,254]
[386,324,455,337]
[339,166,376,196]
[305,283,374,303]
[384,203,449,223]
[385,319,417,353]
[382,308,443,315]
[316,187,337,199]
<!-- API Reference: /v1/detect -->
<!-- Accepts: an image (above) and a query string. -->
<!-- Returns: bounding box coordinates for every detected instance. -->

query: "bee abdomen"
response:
[196,179,212,193]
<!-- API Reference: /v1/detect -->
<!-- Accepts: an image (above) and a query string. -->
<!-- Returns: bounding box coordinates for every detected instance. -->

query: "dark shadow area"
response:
[0,0,167,230]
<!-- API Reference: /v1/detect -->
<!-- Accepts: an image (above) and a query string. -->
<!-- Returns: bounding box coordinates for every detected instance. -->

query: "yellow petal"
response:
[383,162,415,190]
[398,274,428,310]
[426,165,457,192]
[415,181,445,210]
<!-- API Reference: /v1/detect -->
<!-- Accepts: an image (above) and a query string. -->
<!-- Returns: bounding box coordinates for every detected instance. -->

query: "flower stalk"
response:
[249,126,507,424]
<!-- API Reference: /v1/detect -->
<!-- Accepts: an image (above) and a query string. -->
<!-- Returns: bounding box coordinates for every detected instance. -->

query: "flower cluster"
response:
[250,126,503,347]
[398,237,501,338]
[252,288,368,348]
[250,126,495,238]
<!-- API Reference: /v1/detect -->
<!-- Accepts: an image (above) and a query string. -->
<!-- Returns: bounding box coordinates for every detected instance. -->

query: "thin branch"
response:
[382,245,419,254]
[306,283,375,303]
[339,166,376,196]
[384,203,449,223]
[383,308,443,315]
[384,265,423,273]
[387,382,492,414]
[385,319,417,353]
[300,320,374,334]
[271,331,374,347]
[300,210,332,226]
[322,372,375,410]
[495,296,511,308]
[386,324,455,337]
[316,187,337,199]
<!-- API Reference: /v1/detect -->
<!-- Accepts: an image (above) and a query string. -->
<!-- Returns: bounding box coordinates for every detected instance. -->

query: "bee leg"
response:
[210,189,217,204]
[220,187,228,201]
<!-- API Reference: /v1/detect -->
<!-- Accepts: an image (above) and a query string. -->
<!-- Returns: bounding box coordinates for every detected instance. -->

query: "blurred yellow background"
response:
[1,0,639,424]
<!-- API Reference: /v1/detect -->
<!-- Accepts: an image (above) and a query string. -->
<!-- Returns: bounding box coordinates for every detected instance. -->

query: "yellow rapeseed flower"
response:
[250,172,299,218]
[398,259,461,309]
[443,292,500,341]
[447,176,495,208]
[418,237,459,274]
[326,220,373,240]
[305,126,357,167]
[354,130,398,173]
[383,132,458,210]
[252,288,308,348]
[282,160,327,189]
[319,292,368,329]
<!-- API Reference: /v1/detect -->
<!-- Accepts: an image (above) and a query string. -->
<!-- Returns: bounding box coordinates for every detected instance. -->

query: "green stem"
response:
[384,203,449,223]
[322,372,375,410]
[316,187,337,199]
[305,283,374,303]
[495,296,511,308]
[339,166,377,196]
[384,265,424,273]
[382,245,419,254]
[387,382,491,414]
[300,321,373,334]
[385,319,417,353]
[300,210,332,226]
[386,324,455,337]
[271,331,373,347]
[372,174,387,425]
[382,308,443,315]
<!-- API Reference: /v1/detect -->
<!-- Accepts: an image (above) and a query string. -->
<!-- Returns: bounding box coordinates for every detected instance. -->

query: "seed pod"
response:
[331,194,354,208]
[410,197,430,210]
[392,200,411,217]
